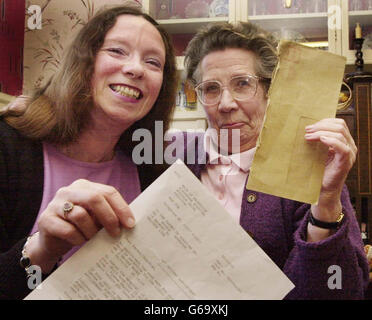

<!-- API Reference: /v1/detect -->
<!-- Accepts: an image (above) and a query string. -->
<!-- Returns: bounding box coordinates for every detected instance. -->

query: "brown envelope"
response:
[246,41,346,204]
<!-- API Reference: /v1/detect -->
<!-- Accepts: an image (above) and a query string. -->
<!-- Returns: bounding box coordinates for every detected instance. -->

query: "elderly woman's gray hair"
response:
[184,21,278,93]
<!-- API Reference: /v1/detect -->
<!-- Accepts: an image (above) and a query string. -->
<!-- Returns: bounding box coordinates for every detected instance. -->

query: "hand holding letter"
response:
[26,179,135,273]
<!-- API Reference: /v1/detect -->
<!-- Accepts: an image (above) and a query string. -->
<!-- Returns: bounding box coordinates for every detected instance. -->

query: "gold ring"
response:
[63,202,74,219]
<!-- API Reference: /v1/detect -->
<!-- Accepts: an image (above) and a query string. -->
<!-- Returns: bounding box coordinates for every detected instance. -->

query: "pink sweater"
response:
[30,142,141,263]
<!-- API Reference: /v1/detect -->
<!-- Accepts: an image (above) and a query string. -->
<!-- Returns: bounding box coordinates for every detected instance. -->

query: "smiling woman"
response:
[0,3,177,300]
[90,14,166,133]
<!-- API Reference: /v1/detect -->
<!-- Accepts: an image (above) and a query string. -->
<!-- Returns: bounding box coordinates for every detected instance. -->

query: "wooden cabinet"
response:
[243,0,334,52]
[142,0,233,33]
[141,0,334,52]
[340,71,372,243]
[141,0,372,61]
[141,1,372,130]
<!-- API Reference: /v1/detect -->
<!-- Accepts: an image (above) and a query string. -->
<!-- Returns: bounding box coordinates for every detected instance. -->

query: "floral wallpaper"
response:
[23,0,141,94]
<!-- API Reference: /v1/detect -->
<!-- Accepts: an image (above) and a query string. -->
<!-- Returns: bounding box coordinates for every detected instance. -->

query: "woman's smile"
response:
[109,84,142,100]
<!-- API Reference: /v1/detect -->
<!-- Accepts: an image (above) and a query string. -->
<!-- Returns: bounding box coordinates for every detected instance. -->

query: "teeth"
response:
[111,85,140,99]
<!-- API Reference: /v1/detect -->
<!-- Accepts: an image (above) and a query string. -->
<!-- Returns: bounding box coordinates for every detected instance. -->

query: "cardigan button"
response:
[247,193,257,203]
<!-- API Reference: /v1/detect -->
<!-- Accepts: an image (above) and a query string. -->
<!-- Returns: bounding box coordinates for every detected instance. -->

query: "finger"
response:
[57,180,135,237]
[78,181,135,230]
[319,135,355,164]
[101,186,136,229]
[38,213,86,247]
[83,193,122,237]
[56,182,121,237]
[305,130,348,145]
[305,118,348,135]
[61,204,100,240]
[306,118,357,153]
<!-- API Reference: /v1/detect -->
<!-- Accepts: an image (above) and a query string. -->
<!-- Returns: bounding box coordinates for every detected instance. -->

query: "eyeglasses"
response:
[195,74,263,106]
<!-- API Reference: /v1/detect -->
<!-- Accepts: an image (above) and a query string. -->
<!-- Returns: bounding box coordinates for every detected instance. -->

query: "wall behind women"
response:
[0,0,25,96]
[23,0,142,94]
[0,0,142,96]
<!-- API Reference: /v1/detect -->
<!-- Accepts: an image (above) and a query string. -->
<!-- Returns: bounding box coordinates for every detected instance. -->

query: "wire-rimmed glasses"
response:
[194,74,263,106]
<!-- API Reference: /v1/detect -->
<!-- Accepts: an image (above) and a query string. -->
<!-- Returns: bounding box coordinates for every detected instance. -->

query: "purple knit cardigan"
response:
[179,132,369,299]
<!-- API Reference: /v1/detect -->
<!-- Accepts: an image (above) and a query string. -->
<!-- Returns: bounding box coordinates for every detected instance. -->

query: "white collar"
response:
[203,128,256,172]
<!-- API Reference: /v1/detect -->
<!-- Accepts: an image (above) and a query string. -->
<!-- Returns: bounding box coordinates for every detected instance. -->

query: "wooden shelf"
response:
[157,16,228,34]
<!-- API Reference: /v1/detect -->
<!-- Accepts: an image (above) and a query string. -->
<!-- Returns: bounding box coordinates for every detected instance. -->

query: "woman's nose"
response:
[121,56,144,79]
[218,88,238,112]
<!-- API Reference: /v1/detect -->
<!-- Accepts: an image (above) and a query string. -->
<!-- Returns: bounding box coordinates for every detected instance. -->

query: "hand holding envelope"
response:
[305,117,357,222]
[247,41,352,207]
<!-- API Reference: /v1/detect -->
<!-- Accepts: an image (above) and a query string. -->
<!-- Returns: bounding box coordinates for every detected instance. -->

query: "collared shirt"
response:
[201,128,256,224]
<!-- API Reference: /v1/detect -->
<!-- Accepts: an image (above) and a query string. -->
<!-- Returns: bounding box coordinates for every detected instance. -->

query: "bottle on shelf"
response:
[355,22,362,39]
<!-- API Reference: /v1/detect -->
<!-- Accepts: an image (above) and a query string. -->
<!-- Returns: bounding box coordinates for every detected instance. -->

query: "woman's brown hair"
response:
[2,2,177,158]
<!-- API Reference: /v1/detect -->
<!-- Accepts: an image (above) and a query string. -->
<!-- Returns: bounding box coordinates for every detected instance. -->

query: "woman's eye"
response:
[205,83,220,93]
[106,48,125,55]
[237,79,250,87]
[146,59,162,69]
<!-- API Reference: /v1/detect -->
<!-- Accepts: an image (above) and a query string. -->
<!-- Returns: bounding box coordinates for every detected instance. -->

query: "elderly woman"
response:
[0,4,176,299]
[184,22,369,299]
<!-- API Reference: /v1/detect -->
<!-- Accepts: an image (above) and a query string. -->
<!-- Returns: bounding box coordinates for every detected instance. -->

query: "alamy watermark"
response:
[328,5,341,30]
[27,5,42,30]
[27,265,42,290]
[327,265,342,290]
[131,121,241,167]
